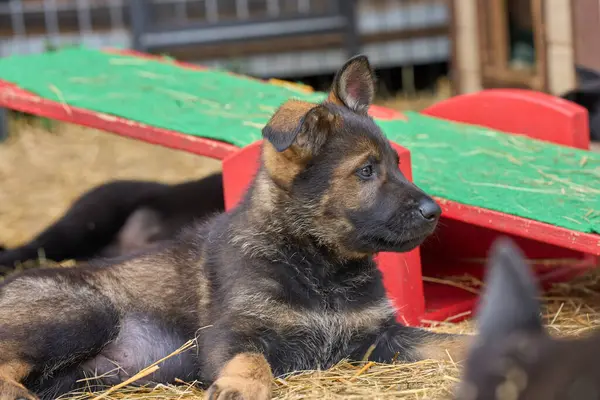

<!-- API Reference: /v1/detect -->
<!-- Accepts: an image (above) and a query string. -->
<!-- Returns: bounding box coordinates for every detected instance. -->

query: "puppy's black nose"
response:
[418,198,441,221]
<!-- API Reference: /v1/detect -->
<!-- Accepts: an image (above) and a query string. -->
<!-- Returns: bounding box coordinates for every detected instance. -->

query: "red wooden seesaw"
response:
[0,49,598,326]
[221,89,600,326]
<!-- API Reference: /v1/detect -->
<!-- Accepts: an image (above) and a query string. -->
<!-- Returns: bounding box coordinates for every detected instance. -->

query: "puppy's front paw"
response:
[0,379,38,400]
[205,377,271,400]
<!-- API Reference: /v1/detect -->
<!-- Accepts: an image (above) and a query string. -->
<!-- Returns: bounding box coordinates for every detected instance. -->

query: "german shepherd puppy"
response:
[0,173,224,275]
[455,237,600,400]
[0,55,468,400]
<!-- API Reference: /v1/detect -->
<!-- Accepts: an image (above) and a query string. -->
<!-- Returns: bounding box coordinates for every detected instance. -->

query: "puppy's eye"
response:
[357,165,374,179]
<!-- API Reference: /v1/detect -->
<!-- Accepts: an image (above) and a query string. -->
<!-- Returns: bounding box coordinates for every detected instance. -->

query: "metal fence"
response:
[129,0,359,57]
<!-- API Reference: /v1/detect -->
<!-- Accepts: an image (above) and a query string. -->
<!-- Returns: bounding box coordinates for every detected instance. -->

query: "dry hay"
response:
[374,77,453,112]
[39,267,598,400]
[0,116,221,248]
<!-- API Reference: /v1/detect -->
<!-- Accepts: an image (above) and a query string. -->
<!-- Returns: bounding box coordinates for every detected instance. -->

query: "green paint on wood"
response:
[0,47,598,234]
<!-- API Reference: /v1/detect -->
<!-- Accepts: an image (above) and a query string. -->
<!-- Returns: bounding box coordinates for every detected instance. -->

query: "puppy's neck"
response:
[233,169,370,266]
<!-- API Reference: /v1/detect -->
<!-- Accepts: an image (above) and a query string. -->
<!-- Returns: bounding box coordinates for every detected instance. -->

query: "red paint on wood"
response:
[437,199,600,256]
[419,89,598,326]
[422,89,590,150]
[222,140,262,210]
[0,80,238,160]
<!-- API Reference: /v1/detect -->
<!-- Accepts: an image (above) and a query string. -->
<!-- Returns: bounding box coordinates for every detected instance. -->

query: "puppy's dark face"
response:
[261,55,440,256]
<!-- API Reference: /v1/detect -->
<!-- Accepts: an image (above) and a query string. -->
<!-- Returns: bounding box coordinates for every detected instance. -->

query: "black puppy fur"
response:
[560,65,600,142]
[0,173,224,275]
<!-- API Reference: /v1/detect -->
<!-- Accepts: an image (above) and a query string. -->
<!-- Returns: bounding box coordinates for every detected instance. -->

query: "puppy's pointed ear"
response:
[328,55,375,114]
[262,100,335,158]
[477,237,544,341]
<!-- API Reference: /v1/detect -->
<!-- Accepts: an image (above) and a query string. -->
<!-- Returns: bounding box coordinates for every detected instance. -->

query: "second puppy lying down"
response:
[0,173,224,274]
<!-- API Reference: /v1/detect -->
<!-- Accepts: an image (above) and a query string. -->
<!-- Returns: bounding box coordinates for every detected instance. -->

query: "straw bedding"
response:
[32,263,600,400]
[0,117,221,248]
[1,117,600,399]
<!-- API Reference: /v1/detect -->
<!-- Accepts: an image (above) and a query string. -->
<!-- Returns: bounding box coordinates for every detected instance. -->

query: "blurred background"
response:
[0,0,452,112]
[0,0,598,246]
[0,0,596,110]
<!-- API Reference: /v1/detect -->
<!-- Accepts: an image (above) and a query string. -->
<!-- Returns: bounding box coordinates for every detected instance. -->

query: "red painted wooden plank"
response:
[422,88,590,150]
[0,80,238,160]
[419,88,598,325]
[437,198,600,256]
